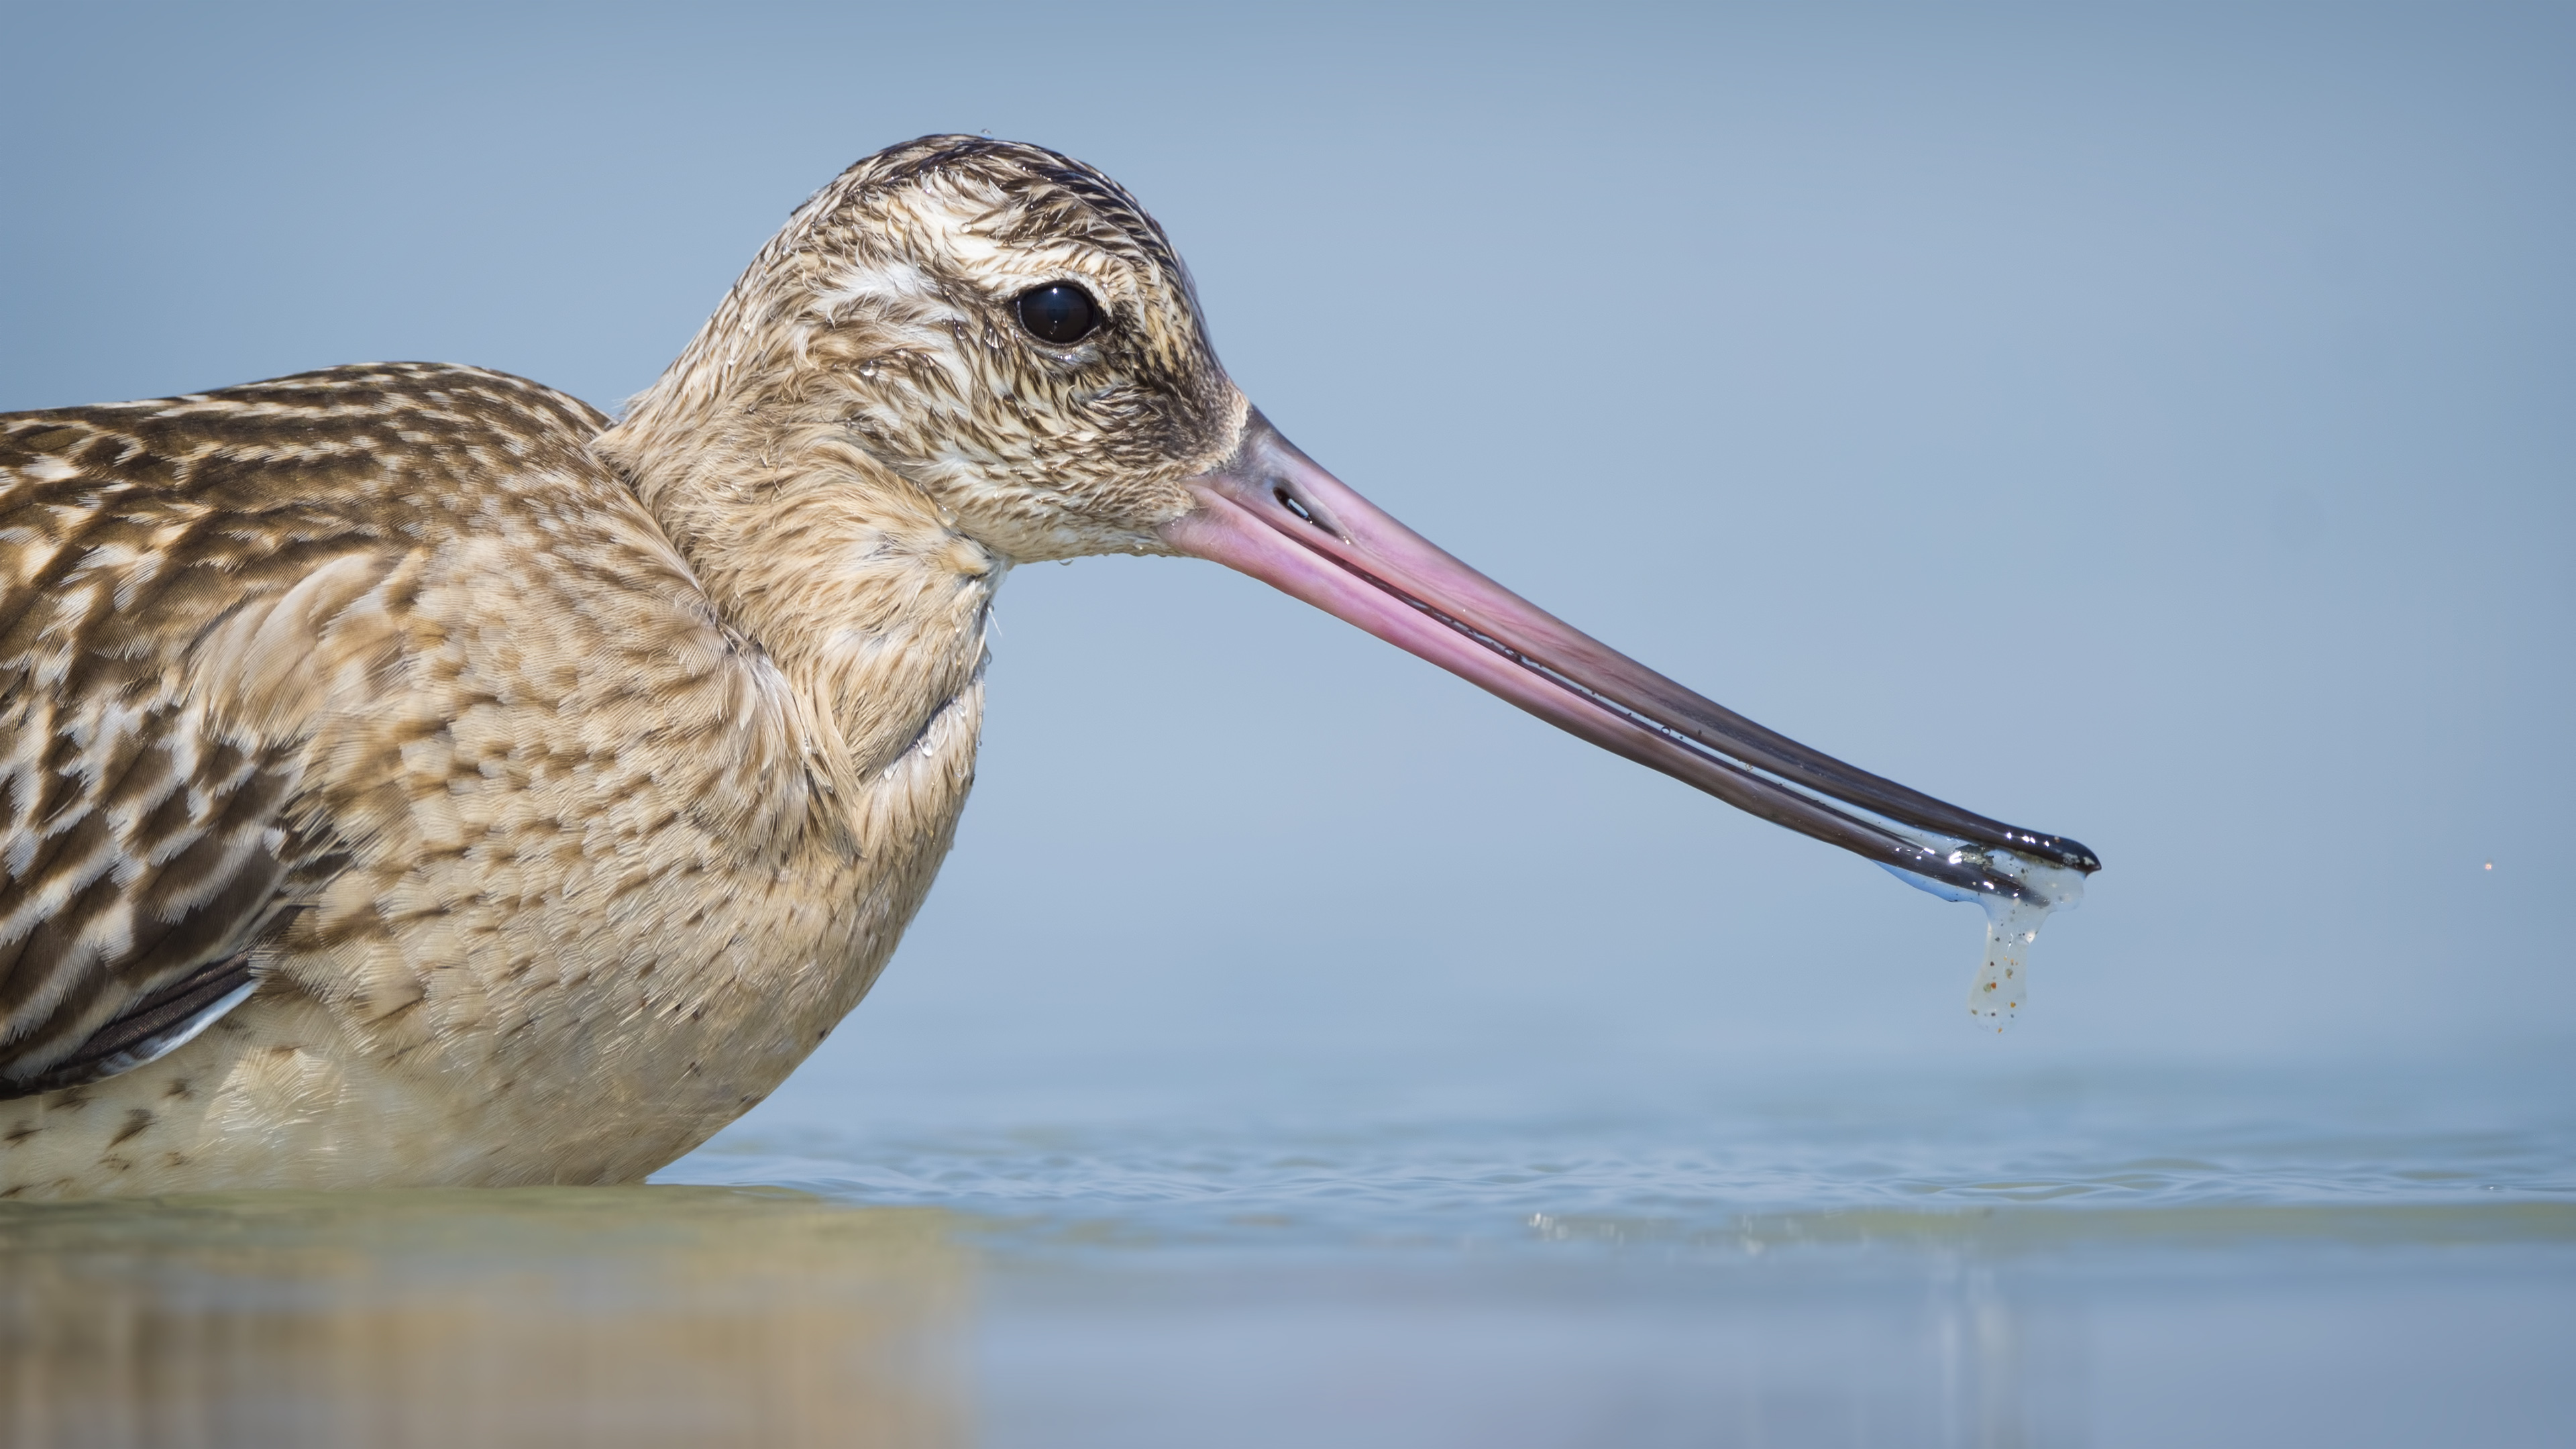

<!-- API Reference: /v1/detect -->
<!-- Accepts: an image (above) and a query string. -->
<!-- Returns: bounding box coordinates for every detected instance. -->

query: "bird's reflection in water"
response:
[0,1187,965,1449]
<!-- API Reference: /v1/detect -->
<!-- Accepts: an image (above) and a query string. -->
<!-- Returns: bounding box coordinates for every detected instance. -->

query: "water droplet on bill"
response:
[1884,847,2086,1032]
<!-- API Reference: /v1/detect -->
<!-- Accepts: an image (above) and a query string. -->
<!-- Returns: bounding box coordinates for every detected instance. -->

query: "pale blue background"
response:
[4,1,2567,1110]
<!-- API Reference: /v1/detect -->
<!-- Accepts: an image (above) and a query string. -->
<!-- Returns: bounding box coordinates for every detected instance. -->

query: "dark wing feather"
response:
[0,953,258,1099]
[0,364,610,1095]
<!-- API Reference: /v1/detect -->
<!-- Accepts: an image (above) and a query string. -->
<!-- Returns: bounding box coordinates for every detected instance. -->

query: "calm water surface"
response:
[6,1054,2571,1447]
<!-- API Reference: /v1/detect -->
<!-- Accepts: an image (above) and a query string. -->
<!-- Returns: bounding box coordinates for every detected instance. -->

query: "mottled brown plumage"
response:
[1,137,1238,1197]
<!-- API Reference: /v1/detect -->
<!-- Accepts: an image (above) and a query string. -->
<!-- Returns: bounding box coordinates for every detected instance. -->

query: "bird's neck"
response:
[594,396,1006,782]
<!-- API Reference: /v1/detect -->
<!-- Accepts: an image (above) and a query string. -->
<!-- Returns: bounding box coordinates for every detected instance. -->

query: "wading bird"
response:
[0,138,2095,1199]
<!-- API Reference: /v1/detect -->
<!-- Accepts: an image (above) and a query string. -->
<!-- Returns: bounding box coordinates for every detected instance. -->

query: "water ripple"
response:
[662,1065,2576,1251]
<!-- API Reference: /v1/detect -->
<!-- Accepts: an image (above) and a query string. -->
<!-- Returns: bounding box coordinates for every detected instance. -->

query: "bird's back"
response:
[1,364,926,1197]
[3,366,593,1087]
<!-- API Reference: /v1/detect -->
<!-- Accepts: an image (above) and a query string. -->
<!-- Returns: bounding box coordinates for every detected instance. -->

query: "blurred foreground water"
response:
[5,1054,2571,1448]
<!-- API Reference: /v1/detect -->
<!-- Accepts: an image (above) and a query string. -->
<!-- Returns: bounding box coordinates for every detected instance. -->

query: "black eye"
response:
[1015,282,1100,345]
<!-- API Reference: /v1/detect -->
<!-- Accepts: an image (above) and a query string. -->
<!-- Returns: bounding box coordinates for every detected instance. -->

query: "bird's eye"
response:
[1014,283,1100,345]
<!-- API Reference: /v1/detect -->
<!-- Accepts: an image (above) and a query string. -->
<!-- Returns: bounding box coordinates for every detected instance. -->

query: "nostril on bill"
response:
[1274,485,1319,527]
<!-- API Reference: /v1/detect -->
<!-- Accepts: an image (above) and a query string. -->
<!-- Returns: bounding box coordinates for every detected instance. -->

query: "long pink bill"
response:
[1157,410,2099,903]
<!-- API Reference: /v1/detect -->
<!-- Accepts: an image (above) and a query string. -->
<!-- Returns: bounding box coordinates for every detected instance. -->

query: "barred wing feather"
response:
[0,364,612,1097]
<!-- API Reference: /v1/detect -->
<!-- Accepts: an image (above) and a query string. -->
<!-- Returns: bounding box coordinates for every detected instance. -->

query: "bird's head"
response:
[620,135,1240,563]
[617,135,2098,908]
